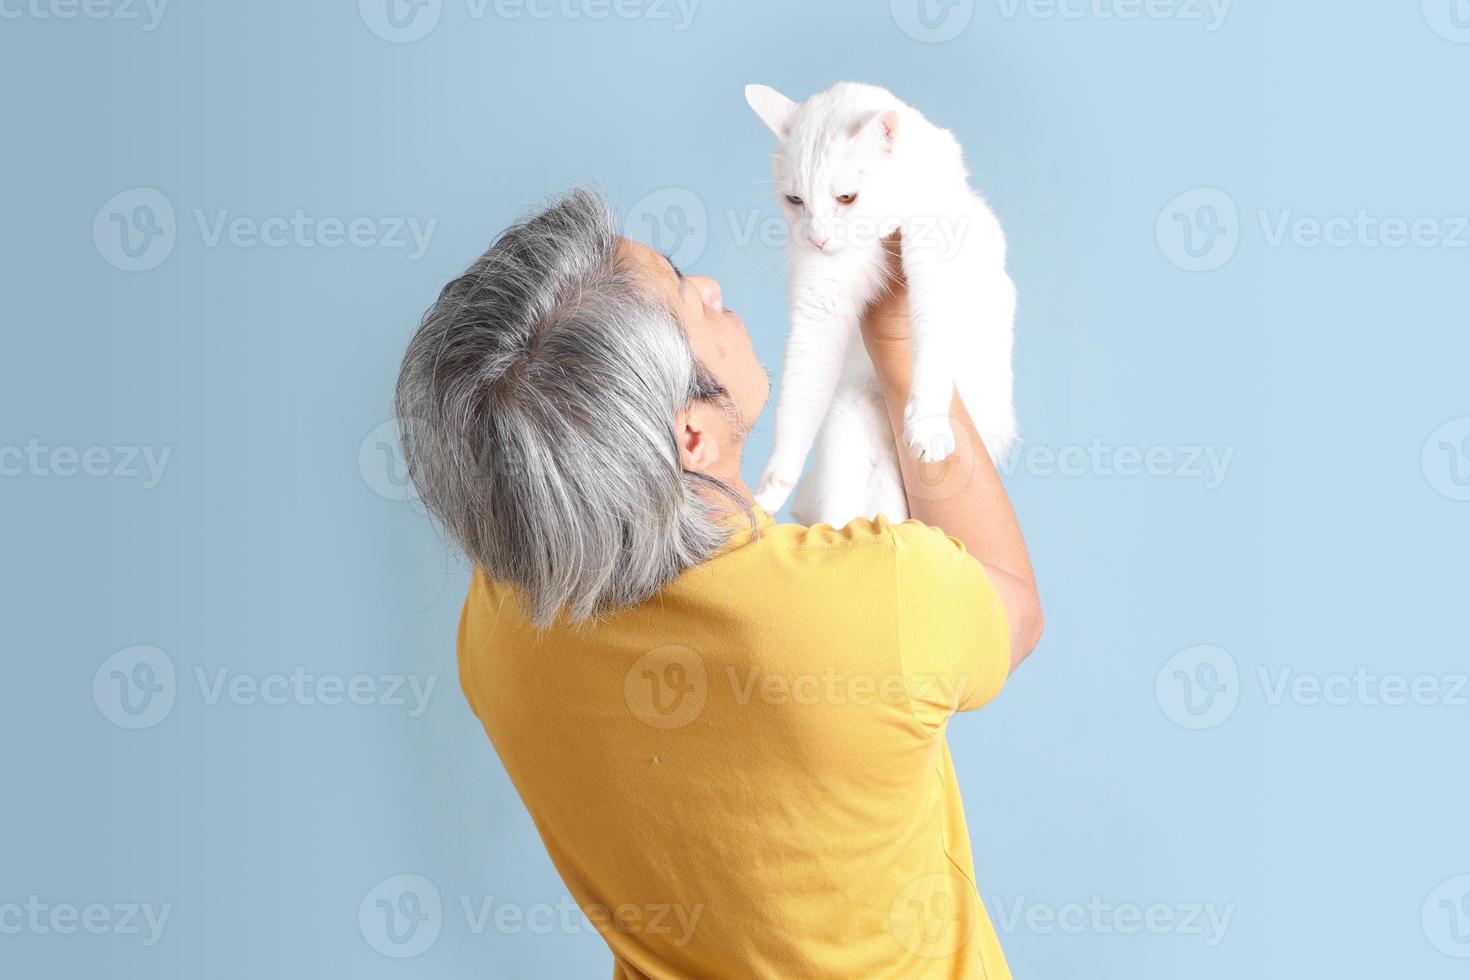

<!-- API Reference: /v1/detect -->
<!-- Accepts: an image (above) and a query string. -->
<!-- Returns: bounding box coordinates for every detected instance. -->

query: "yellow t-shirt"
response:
[457,505,1014,979]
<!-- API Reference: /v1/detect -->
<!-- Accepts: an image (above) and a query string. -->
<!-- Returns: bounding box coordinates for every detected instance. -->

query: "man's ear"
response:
[853,109,900,156]
[674,405,722,472]
[745,84,797,139]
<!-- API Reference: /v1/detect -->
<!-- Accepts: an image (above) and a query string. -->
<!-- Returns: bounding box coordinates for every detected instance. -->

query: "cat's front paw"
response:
[902,406,957,464]
[753,463,798,514]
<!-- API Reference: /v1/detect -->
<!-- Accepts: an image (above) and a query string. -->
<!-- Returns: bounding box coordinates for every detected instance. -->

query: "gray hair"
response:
[395,188,754,629]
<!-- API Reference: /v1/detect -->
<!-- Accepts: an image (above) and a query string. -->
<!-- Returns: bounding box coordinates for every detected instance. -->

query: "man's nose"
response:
[690,275,723,312]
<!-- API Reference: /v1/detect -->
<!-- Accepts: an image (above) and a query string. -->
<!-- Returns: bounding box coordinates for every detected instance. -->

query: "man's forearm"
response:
[872,348,1033,583]
[871,340,1043,666]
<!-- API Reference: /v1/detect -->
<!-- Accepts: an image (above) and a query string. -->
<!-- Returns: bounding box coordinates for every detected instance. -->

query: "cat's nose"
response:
[808,234,829,250]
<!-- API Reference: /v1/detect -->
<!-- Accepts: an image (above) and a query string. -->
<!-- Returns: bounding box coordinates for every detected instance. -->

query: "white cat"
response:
[744,81,1017,527]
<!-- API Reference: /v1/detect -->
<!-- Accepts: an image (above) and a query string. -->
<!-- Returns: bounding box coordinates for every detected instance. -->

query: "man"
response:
[395,188,1043,979]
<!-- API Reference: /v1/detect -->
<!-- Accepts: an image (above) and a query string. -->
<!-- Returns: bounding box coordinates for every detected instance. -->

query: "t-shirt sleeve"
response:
[890,519,1012,726]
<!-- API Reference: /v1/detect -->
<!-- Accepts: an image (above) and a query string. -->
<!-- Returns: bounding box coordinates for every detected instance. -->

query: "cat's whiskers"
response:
[749,247,792,282]
[732,177,780,192]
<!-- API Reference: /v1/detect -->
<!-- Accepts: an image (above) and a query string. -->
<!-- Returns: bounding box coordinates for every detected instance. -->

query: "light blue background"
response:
[3,1,1468,977]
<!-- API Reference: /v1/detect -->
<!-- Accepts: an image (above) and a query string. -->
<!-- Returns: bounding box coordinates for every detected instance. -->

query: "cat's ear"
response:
[745,84,797,139]
[854,110,901,155]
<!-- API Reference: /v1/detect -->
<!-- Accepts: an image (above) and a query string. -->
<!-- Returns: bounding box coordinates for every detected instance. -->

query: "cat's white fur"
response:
[744,81,1017,527]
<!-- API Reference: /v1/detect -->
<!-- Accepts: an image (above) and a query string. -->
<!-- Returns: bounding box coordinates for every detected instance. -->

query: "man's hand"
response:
[858,235,912,380]
[858,235,955,463]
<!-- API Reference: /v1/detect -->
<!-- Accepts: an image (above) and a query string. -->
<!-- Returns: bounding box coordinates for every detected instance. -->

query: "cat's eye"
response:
[785,195,804,207]
[836,193,858,205]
